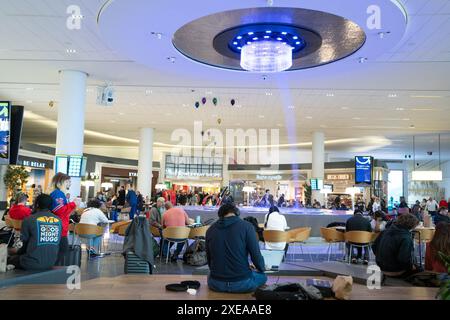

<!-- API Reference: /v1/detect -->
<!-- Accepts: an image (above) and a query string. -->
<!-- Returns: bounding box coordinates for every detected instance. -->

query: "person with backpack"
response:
[206,203,267,293]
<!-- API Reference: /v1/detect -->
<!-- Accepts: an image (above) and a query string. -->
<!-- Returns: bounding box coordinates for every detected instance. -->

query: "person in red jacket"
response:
[9,193,31,220]
[50,173,76,265]
[439,198,448,209]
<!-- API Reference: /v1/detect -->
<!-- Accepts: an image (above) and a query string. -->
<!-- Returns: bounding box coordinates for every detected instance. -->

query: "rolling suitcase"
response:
[124,251,152,274]
[56,229,82,267]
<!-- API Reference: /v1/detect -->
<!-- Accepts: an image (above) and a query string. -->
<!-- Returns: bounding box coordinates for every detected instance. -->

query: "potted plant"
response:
[437,252,450,300]
[2,165,29,201]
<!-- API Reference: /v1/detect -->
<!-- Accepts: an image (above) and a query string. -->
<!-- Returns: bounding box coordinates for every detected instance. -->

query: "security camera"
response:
[97,85,115,107]
[262,75,268,80]
[427,151,433,156]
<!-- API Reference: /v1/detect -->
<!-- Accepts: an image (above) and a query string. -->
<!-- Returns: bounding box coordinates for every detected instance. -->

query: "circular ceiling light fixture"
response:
[241,41,292,72]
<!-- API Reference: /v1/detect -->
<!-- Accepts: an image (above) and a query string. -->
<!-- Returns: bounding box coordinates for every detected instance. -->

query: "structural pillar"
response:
[138,128,154,199]
[312,131,325,205]
[55,70,87,198]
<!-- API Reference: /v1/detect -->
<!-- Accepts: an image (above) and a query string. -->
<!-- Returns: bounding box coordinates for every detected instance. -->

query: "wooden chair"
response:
[161,226,191,263]
[74,223,105,260]
[286,227,312,262]
[320,227,345,261]
[414,228,435,264]
[189,225,209,239]
[344,231,374,264]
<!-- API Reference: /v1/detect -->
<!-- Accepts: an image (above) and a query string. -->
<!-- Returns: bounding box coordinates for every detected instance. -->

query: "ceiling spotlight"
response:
[388,94,397,98]
[265,92,272,96]
[145,89,153,95]
[395,107,404,111]
[66,48,76,54]
[288,105,295,109]
[326,93,334,97]
[237,36,242,40]
[167,56,176,63]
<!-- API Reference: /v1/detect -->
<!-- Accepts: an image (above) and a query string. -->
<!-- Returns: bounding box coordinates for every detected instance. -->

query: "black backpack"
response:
[255,283,323,300]
[183,239,208,266]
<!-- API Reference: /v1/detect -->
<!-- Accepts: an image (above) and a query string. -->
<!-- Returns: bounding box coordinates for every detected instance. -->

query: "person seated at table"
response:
[161,202,190,262]
[264,206,288,251]
[149,197,166,229]
[346,209,372,264]
[206,203,267,293]
[8,192,32,220]
[7,194,62,270]
[434,207,450,225]
[370,211,387,233]
[425,222,449,273]
[79,199,109,256]
[372,214,420,279]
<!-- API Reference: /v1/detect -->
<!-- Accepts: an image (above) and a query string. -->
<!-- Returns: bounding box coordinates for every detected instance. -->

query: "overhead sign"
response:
[355,156,373,184]
[0,102,10,165]
[310,178,323,191]
[327,174,351,180]
[17,156,53,169]
[256,174,282,180]
[55,155,87,178]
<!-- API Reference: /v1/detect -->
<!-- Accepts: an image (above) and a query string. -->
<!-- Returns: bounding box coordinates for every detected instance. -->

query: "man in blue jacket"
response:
[205,202,267,293]
[125,186,138,220]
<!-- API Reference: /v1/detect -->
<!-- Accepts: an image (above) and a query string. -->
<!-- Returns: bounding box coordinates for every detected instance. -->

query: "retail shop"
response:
[17,155,54,198]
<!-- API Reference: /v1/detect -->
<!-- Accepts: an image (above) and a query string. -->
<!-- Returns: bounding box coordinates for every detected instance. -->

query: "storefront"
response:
[163,154,223,193]
[17,155,54,199]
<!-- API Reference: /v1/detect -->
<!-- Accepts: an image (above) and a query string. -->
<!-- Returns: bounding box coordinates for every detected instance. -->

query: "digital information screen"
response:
[310,178,324,190]
[55,155,87,177]
[355,156,373,184]
[0,101,10,165]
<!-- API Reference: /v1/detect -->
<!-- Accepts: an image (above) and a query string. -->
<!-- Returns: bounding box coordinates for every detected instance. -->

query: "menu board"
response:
[55,155,87,177]
[310,178,324,190]
[0,102,10,165]
[355,156,373,184]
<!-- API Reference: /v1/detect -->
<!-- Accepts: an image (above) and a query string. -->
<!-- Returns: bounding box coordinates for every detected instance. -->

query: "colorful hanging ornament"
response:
[195,101,200,109]
[217,118,222,125]
[212,97,218,106]
[202,97,207,105]
[230,99,235,106]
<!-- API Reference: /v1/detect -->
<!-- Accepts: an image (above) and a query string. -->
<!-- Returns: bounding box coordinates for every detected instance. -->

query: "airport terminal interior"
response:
[0,0,449,303]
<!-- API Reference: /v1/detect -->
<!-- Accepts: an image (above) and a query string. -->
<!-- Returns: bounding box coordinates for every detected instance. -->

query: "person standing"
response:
[125,186,138,220]
[136,191,144,213]
[117,186,126,206]
[426,197,439,218]
[49,173,76,265]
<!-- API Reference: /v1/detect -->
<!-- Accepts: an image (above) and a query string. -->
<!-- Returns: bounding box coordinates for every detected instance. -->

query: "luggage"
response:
[183,239,208,266]
[56,234,81,267]
[124,251,152,274]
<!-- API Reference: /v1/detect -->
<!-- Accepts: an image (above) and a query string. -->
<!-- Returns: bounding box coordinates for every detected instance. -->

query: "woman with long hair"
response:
[425,222,450,273]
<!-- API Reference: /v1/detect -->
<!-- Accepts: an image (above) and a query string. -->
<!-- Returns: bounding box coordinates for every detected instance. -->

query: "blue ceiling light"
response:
[253,37,258,40]
[264,35,269,39]
[237,36,242,39]
[281,32,287,35]
[266,30,272,33]
[248,32,254,35]
[293,36,298,39]
[276,37,282,41]
[233,41,238,45]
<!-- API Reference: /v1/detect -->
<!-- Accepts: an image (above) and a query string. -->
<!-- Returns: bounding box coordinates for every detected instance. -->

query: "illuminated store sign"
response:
[256,175,282,180]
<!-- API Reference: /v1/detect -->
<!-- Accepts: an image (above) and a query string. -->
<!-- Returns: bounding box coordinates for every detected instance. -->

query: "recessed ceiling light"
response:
[258,115,265,118]
[281,32,287,35]
[66,48,76,54]
[248,32,254,35]
[341,107,349,110]
[119,112,125,115]
[402,118,410,121]
[276,37,282,41]
[388,94,397,98]
[145,89,152,95]
[287,105,295,109]
[395,107,404,111]
[264,36,270,39]
[237,36,242,39]
[292,36,298,40]
[25,87,34,91]
[352,117,361,120]
[326,93,334,97]
[306,116,313,119]
[265,30,272,34]
[265,92,272,96]
[26,100,33,103]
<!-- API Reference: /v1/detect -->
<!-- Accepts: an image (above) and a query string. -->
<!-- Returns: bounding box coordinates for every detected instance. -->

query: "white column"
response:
[55,70,87,198]
[312,132,325,205]
[138,128,154,199]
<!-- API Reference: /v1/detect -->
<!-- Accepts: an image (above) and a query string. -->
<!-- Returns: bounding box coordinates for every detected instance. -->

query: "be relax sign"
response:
[18,156,53,169]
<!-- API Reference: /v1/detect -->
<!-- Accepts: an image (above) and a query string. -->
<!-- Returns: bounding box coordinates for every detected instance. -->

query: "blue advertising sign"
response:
[355,156,373,184]
[0,101,11,165]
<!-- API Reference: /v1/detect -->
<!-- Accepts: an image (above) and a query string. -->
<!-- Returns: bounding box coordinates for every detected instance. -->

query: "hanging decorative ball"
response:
[202,97,207,105]
[230,99,235,106]
[212,97,218,106]
[195,101,200,109]
[48,100,55,108]
[217,118,222,125]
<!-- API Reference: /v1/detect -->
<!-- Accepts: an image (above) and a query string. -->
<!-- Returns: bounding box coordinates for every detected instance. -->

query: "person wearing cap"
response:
[205,202,267,293]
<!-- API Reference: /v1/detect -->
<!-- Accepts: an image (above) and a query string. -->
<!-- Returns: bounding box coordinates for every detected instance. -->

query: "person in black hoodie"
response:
[346,209,372,264]
[372,213,420,278]
[205,203,267,293]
